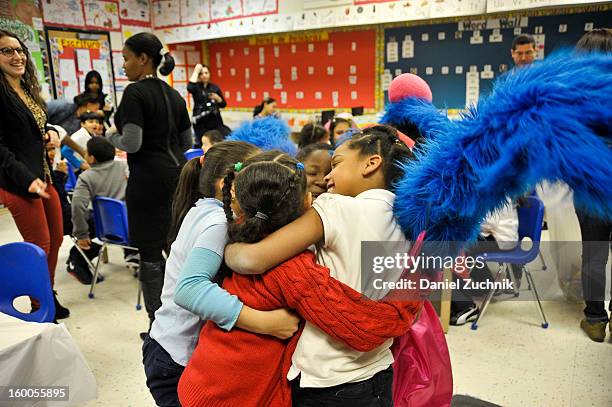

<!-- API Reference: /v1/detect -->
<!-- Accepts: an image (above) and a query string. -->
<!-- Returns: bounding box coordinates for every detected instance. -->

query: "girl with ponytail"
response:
[105,32,193,336]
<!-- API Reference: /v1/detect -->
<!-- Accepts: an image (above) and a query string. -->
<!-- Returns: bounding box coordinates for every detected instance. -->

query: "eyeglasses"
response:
[0,47,27,57]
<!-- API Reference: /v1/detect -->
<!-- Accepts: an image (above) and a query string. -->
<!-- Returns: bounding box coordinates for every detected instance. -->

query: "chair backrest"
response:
[517,195,545,256]
[184,148,204,161]
[0,242,55,322]
[64,161,78,192]
[92,197,130,245]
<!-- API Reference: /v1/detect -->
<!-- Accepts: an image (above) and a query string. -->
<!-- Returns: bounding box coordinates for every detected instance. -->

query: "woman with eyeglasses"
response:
[0,29,69,320]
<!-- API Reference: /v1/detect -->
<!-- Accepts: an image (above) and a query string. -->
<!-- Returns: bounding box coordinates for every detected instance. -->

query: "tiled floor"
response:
[1,208,610,407]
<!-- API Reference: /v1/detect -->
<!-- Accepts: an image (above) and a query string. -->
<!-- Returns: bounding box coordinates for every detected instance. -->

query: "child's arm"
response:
[264,253,422,351]
[71,177,93,248]
[224,207,324,275]
[175,243,300,339]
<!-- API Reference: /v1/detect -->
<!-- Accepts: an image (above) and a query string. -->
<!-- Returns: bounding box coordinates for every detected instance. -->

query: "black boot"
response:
[53,291,70,319]
[139,261,165,326]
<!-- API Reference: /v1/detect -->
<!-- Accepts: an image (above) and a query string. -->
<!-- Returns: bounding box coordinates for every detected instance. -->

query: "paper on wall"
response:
[173,51,186,65]
[386,38,398,63]
[465,71,479,107]
[351,91,358,100]
[259,47,265,65]
[349,75,357,85]
[173,66,187,81]
[308,66,314,75]
[274,46,279,57]
[59,59,79,101]
[236,91,242,102]
[291,67,298,81]
[402,36,414,59]
[281,91,287,104]
[314,91,322,100]
[187,51,202,66]
[327,66,334,76]
[332,91,339,107]
[382,69,392,90]
[327,42,334,56]
[349,65,357,74]
[76,49,92,73]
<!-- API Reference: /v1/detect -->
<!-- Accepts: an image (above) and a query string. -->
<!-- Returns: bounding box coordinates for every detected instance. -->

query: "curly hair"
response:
[0,29,46,111]
[222,150,307,244]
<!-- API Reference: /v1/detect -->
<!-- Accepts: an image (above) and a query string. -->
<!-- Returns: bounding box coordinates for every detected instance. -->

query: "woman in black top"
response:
[188,64,227,147]
[0,29,68,320]
[106,33,192,332]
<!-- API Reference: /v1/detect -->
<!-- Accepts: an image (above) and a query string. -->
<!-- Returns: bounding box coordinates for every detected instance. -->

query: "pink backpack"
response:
[391,231,453,407]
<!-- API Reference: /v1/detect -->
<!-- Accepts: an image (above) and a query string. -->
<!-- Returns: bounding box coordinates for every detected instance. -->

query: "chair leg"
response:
[471,263,506,330]
[88,243,106,299]
[538,250,547,271]
[136,280,143,311]
[524,266,549,328]
[101,246,108,264]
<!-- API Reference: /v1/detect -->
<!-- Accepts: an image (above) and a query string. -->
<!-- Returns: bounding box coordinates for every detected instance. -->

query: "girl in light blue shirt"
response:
[143,141,300,407]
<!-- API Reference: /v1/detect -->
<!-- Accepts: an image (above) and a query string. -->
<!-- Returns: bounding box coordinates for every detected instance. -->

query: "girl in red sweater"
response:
[177,151,420,407]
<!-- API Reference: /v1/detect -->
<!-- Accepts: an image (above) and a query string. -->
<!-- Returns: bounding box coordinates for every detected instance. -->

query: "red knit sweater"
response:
[178,251,421,407]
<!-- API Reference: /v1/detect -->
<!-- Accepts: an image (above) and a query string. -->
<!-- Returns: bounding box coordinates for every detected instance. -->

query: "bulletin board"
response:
[207,29,377,110]
[46,29,116,105]
[168,41,204,110]
[383,7,612,109]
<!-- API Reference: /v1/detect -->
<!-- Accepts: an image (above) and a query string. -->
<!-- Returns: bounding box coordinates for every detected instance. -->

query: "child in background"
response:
[84,70,113,125]
[328,117,352,145]
[225,125,418,406]
[144,141,300,407]
[61,112,104,171]
[67,137,131,284]
[176,151,419,407]
[297,123,330,149]
[296,143,332,200]
[200,129,225,153]
[46,144,72,236]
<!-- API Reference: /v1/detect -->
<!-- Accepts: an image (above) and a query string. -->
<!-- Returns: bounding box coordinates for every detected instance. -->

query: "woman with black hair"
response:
[0,29,68,320]
[84,70,112,124]
[106,32,193,337]
[253,97,277,118]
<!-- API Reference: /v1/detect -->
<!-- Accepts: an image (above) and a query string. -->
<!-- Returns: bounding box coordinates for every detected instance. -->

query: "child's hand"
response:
[56,161,68,174]
[44,129,60,148]
[80,161,90,171]
[264,308,301,340]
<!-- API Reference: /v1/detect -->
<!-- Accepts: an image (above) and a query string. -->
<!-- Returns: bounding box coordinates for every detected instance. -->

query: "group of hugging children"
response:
[144,123,426,407]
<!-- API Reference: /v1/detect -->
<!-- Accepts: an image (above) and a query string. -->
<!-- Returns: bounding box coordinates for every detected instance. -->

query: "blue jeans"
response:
[291,367,393,407]
[142,335,184,407]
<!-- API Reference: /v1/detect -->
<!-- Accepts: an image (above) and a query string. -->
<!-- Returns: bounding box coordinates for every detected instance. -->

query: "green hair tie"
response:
[234,162,243,172]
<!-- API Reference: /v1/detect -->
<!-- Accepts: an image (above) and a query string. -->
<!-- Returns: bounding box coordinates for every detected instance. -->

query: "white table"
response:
[0,313,97,406]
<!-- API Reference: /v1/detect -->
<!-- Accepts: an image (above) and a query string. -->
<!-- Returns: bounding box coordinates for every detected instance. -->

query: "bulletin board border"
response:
[207,25,383,114]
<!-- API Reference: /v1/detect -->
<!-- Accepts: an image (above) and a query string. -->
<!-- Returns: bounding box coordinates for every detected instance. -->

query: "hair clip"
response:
[159,48,169,56]
[254,211,269,221]
[234,162,243,172]
[296,162,304,170]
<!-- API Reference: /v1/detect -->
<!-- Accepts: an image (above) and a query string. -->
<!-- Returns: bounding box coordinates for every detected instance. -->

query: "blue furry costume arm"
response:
[227,116,297,156]
[391,51,612,243]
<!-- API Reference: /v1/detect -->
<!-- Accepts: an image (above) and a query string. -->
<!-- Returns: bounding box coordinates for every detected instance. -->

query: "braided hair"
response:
[222,150,307,243]
[343,124,415,191]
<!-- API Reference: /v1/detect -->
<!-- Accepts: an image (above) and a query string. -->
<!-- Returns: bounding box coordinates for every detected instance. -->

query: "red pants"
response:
[0,186,63,287]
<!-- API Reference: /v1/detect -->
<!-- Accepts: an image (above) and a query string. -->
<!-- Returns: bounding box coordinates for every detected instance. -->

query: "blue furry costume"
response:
[383,51,612,243]
[227,116,297,156]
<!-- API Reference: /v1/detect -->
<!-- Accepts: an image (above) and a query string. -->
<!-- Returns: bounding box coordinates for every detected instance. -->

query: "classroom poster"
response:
[180,0,210,25]
[83,0,121,31]
[243,0,277,16]
[210,0,242,21]
[42,0,85,28]
[152,0,181,27]
[119,0,151,25]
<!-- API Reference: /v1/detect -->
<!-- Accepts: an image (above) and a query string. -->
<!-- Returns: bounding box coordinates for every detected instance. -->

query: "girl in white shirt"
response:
[225,125,419,406]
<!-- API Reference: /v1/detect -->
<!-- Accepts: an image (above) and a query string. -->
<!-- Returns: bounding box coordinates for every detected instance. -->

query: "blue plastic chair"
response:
[184,148,204,160]
[89,197,142,310]
[64,160,78,193]
[0,242,55,322]
[471,195,549,330]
